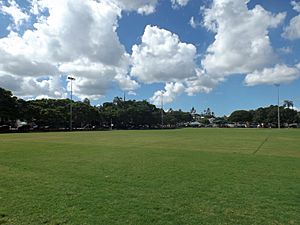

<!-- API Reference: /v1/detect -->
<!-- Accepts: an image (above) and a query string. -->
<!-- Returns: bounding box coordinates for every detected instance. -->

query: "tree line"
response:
[1,87,299,130]
[228,105,300,127]
[0,87,192,130]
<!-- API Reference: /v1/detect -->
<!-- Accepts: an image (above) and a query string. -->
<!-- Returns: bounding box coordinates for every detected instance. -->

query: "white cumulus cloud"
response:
[0,0,298,105]
[0,0,30,30]
[0,0,141,100]
[114,74,140,92]
[202,0,286,76]
[0,74,66,99]
[150,82,185,106]
[245,64,300,86]
[185,69,222,96]
[113,0,158,15]
[292,0,300,12]
[171,0,190,8]
[282,0,300,40]
[189,16,200,29]
[131,25,197,84]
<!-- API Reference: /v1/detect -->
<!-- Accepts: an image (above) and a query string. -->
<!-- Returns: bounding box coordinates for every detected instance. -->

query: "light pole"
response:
[161,91,164,128]
[275,84,280,129]
[68,76,75,131]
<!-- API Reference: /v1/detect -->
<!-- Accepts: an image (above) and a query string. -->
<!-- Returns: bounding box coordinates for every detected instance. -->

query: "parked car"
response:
[17,124,31,131]
[288,123,298,128]
[236,124,247,128]
[0,125,10,132]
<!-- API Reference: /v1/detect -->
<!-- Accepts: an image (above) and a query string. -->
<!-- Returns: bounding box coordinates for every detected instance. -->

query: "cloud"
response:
[150,82,185,105]
[147,0,291,104]
[132,24,234,104]
[202,0,286,76]
[0,0,141,100]
[128,91,137,96]
[171,0,190,8]
[59,58,138,100]
[112,0,158,15]
[282,16,300,40]
[0,0,30,30]
[292,0,300,12]
[131,25,226,104]
[0,73,66,99]
[245,64,300,86]
[34,0,125,66]
[189,16,200,29]
[278,46,293,54]
[0,0,298,105]
[282,1,300,40]
[185,69,221,96]
[149,68,224,104]
[0,47,59,77]
[30,0,159,16]
[68,76,110,101]
[131,25,197,84]
[114,74,140,92]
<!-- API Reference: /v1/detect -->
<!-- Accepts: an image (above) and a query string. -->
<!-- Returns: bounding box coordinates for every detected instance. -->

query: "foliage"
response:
[283,100,294,109]
[201,107,214,118]
[1,87,299,129]
[230,105,300,125]
[0,87,192,129]
[99,98,161,129]
[0,87,18,124]
[164,109,192,126]
[229,110,253,123]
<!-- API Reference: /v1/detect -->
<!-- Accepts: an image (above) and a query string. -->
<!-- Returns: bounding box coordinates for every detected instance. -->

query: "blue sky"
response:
[0,0,300,116]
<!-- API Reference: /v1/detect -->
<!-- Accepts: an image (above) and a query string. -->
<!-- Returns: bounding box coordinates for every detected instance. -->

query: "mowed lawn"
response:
[0,129,300,225]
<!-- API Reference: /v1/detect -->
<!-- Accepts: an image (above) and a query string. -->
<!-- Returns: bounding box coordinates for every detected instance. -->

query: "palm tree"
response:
[190,107,196,114]
[283,100,294,109]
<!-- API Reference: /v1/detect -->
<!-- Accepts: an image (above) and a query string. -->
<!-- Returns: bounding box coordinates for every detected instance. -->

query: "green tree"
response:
[281,108,298,124]
[190,107,196,114]
[83,98,91,106]
[229,110,253,123]
[0,87,18,124]
[283,100,293,109]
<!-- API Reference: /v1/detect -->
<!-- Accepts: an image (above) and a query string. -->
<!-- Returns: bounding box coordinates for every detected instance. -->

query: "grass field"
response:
[0,128,300,225]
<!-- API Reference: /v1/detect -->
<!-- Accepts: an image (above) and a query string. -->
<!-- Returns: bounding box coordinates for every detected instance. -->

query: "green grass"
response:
[0,128,300,225]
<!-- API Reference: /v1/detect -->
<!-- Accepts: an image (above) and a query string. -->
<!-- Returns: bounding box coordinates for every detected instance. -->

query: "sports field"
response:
[0,129,300,225]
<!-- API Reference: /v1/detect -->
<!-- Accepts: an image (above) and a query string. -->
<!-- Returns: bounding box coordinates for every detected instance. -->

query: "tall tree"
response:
[0,87,18,124]
[190,107,196,114]
[229,110,253,123]
[283,100,293,109]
